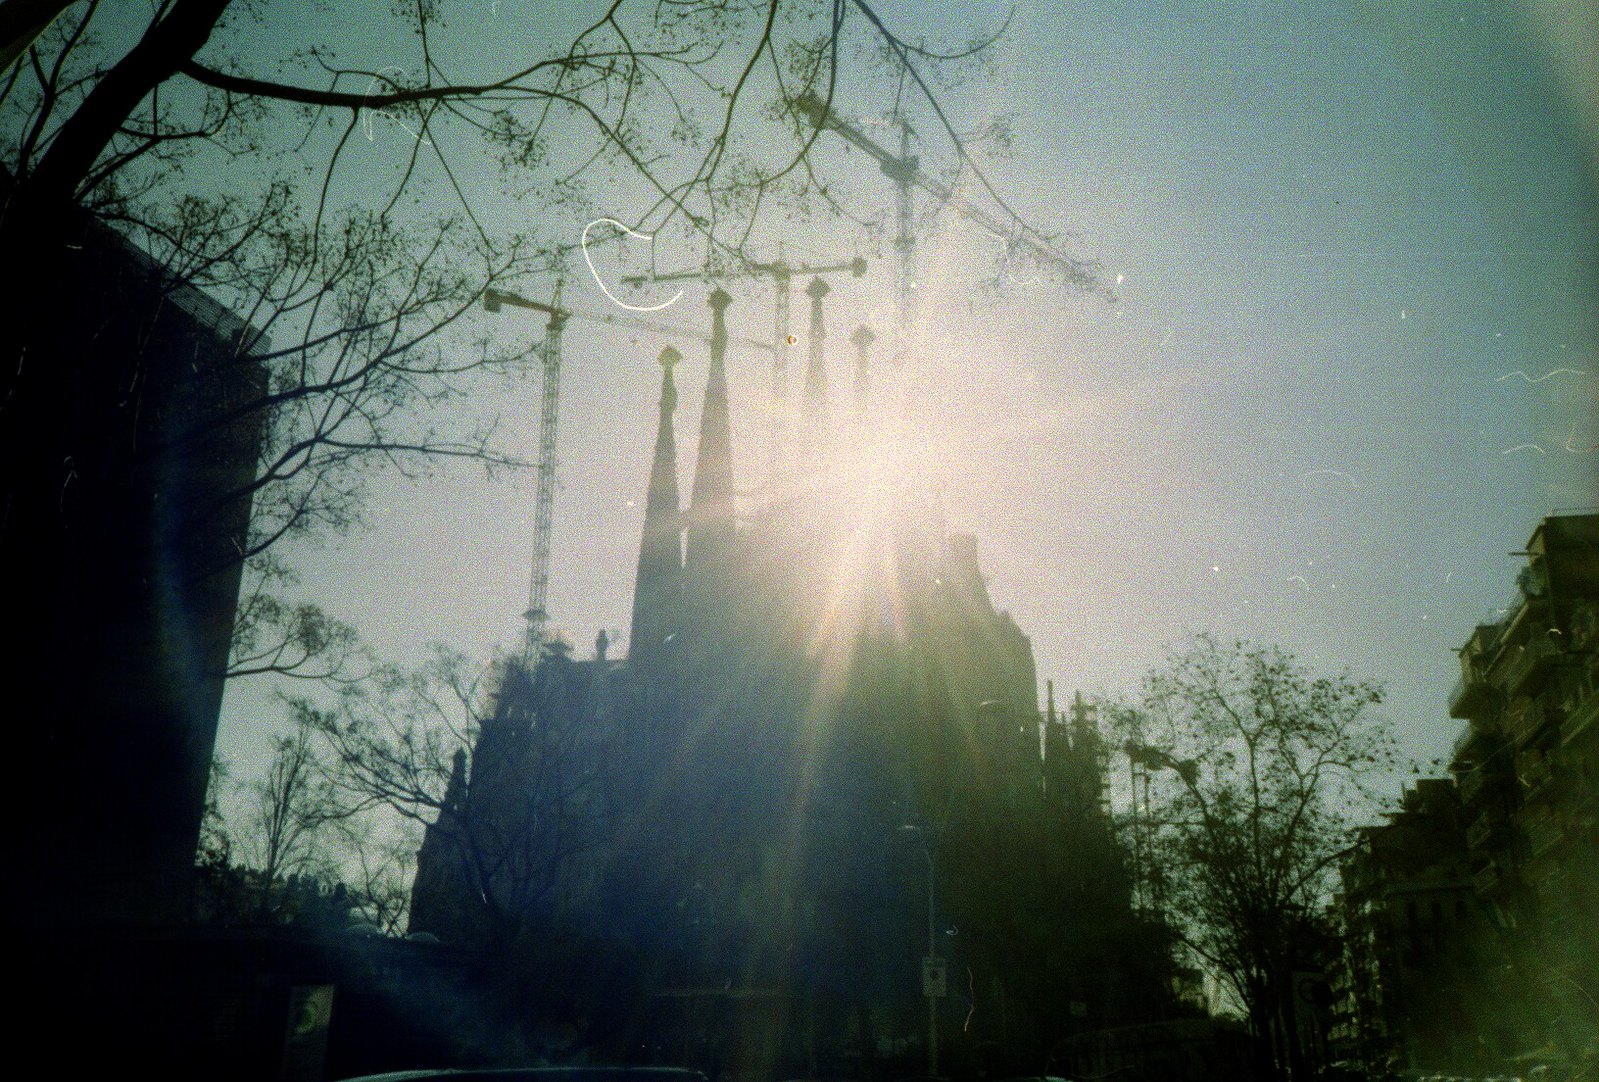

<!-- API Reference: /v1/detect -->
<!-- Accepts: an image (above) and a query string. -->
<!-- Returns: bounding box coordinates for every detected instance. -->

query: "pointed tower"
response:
[686,288,737,574]
[408,747,471,937]
[850,324,875,409]
[441,747,468,815]
[629,346,685,661]
[803,276,830,420]
[794,275,832,477]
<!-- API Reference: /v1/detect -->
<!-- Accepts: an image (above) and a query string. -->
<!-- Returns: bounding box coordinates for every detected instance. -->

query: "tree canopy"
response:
[0,0,1102,941]
[1106,634,1401,1079]
[1,0,1086,673]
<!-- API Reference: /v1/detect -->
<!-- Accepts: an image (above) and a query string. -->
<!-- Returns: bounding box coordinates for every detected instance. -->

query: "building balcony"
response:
[1524,813,1565,860]
[1530,863,1569,903]
[1452,717,1499,766]
[1463,622,1504,664]
[1466,811,1502,851]
[1458,765,1496,806]
[1505,639,1556,699]
[1449,672,1491,720]
[1520,756,1557,804]
[1564,690,1598,749]
[1517,562,1551,602]
[1512,697,1559,749]
[1472,861,1505,896]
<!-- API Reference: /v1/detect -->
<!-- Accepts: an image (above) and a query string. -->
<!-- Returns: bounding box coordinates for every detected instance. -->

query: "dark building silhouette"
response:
[8,208,288,1078]
[1332,513,1599,1079]
[409,291,1149,1074]
[1331,778,1493,1076]
[6,208,267,929]
[1444,512,1599,1074]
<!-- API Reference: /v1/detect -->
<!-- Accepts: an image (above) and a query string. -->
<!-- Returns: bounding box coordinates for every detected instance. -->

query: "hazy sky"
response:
[216,0,1596,792]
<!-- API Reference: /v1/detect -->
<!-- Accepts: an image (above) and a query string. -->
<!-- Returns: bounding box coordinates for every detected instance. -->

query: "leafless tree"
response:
[215,713,351,921]
[196,752,234,871]
[2,1,1076,683]
[1,0,1069,314]
[2,3,1096,935]
[200,717,421,931]
[228,555,367,680]
[327,813,418,936]
[1105,634,1401,1081]
[292,646,604,951]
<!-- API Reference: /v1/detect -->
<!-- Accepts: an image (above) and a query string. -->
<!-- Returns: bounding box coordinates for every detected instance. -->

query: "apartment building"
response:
[1331,779,1490,1075]
[1447,513,1599,1069]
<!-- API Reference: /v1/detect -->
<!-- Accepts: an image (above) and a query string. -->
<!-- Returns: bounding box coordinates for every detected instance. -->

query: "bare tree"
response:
[196,752,234,872]
[199,716,423,931]
[235,714,338,897]
[293,646,604,952]
[326,813,419,937]
[1105,634,1401,1081]
[0,1,1063,310]
[1,1,1064,673]
[193,720,347,924]
[227,555,367,680]
[2,1,1088,933]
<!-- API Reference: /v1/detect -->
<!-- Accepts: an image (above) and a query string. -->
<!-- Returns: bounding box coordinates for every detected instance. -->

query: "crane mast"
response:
[527,293,566,662]
[485,284,570,662]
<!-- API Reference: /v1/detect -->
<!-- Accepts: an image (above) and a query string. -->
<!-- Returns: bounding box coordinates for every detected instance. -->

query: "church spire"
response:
[850,323,875,410]
[629,346,684,660]
[686,288,736,573]
[803,276,830,420]
[442,747,468,817]
[796,275,831,475]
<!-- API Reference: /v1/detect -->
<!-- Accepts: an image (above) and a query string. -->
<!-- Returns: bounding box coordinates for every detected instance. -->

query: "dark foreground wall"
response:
[25,926,474,1081]
[4,208,263,928]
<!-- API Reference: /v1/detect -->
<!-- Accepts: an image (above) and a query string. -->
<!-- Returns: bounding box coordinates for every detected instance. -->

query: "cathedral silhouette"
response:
[408,287,1130,1074]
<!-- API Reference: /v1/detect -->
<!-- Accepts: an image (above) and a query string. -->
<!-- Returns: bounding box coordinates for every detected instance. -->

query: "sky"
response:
[213,0,1597,800]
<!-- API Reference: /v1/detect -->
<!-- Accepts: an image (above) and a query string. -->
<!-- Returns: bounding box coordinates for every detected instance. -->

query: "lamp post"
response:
[1124,741,1198,915]
[900,823,942,1076]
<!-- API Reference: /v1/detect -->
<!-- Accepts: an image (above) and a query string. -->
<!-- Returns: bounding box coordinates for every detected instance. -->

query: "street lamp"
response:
[1125,740,1198,786]
[1124,741,1199,913]
[899,823,943,1076]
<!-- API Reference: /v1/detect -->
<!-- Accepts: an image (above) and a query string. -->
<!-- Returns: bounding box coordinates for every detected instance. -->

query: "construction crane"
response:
[619,256,867,481]
[792,92,1103,366]
[484,285,567,663]
[483,285,771,663]
[489,288,776,355]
